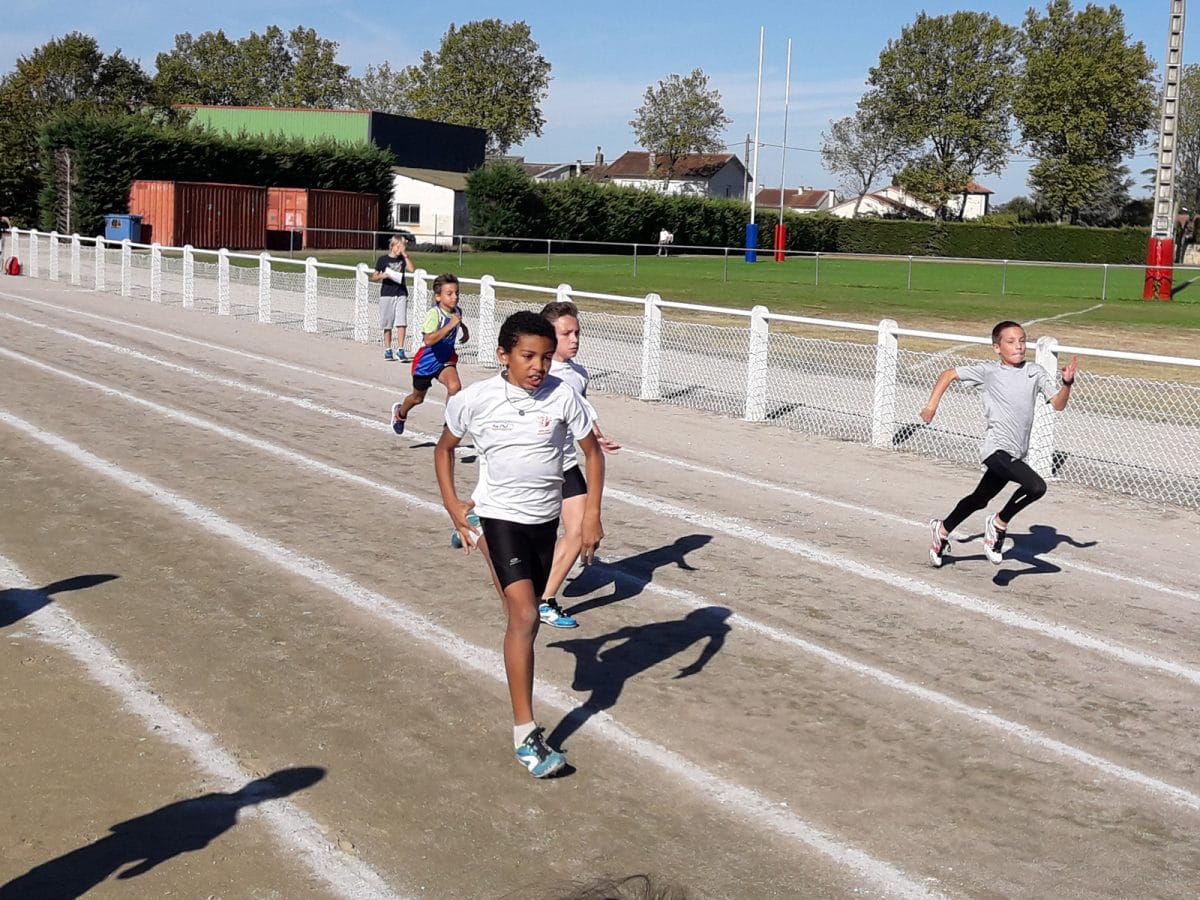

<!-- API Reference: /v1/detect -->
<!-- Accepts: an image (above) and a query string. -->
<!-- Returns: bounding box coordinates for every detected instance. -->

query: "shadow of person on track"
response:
[0,574,119,629]
[991,524,1097,586]
[561,535,712,618]
[0,767,325,900]
[546,607,731,750]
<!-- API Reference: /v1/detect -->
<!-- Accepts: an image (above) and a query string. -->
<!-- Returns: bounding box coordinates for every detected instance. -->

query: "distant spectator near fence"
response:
[657,228,674,256]
[0,216,10,264]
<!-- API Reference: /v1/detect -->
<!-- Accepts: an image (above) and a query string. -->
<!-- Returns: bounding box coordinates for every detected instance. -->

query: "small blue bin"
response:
[104,214,143,242]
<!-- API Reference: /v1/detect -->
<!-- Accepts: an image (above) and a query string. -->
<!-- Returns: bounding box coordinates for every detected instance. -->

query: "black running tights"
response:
[943,450,1047,533]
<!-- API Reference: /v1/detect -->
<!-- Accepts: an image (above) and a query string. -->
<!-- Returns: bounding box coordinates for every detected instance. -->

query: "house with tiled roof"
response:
[597,151,747,199]
[828,181,994,220]
[755,187,837,214]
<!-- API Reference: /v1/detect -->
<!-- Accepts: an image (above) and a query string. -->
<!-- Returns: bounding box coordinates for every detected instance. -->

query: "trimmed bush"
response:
[38,110,395,236]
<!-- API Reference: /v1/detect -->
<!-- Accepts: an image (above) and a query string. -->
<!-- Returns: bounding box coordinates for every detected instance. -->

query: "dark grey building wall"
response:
[368,113,486,172]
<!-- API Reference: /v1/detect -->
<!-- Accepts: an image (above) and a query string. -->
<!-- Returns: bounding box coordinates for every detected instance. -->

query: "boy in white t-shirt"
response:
[434,311,606,778]
[921,320,1078,567]
[537,300,621,628]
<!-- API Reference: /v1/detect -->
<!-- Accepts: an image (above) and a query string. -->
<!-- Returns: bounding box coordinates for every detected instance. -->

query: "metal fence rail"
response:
[13,228,1200,509]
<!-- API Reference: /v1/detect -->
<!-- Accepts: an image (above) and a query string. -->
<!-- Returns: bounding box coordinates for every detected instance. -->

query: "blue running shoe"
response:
[450,511,481,549]
[396,350,408,363]
[515,726,566,778]
[384,348,394,361]
[391,401,406,434]
[538,602,578,628]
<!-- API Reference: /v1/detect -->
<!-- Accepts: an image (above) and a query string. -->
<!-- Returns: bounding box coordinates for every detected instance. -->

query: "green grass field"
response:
[237,248,1200,339]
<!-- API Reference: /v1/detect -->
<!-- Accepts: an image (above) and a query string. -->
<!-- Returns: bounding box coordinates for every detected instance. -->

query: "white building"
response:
[755,187,837,214]
[390,167,470,246]
[828,182,993,220]
[598,151,747,200]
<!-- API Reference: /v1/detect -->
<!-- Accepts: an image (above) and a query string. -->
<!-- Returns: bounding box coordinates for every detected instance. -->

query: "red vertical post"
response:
[773,223,786,262]
[1143,236,1174,300]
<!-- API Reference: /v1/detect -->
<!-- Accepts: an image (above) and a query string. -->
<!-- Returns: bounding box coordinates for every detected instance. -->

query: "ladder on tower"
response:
[1145,0,1187,299]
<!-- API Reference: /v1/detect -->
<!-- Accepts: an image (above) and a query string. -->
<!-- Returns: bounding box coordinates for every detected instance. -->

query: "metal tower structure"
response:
[1145,0,1187,299]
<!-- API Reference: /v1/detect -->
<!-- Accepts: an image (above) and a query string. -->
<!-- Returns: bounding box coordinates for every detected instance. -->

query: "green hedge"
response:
[38,111,396,236]
[467,163,1150,264]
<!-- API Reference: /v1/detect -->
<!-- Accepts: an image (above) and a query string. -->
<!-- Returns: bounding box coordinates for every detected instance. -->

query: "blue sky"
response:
[2,1,1179,203]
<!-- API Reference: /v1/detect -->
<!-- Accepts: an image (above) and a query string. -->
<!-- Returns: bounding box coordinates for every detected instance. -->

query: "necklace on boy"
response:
[502,372,538,416]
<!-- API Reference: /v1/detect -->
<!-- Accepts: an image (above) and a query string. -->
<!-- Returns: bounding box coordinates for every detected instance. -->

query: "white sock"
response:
[514,722,536,748]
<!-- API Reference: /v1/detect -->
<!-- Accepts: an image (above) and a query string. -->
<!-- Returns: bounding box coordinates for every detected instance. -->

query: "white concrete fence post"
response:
[556,283,572,305]
[408,268,429,356]
[258,252,272,323]
[120,239,132,296]
[477,274,497,365]
[29,229,40,278]
[744,304,770,421]
[218,248,231,315]
[48,231,60,281]
[303,256,318,332]
[1030,335,1060,478]
[94,236,106,291]
[639,292,663,401]
[182,245,194,308]
[150,243,162,302]
[871,318,900,448]
[70,233,81,285]
[353,263,370,342]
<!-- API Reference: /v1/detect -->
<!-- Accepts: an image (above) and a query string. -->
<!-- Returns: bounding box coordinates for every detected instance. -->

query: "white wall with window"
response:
[390,168,470,246]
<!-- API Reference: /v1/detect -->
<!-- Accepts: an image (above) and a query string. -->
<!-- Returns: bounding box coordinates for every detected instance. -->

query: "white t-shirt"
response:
[549,358,597,471]
[445,373,594,524]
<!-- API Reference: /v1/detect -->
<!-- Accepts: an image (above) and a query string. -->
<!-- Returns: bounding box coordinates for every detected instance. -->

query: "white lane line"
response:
[0,309,456,452]
[5,293,1190,605]
[606,486,1200,687]
[623,449,1200,604]
[0,290,399,395]
[0,554,404,900]
[4,350,1199,817]
[0,411,940,900]
[5,336,1196,686]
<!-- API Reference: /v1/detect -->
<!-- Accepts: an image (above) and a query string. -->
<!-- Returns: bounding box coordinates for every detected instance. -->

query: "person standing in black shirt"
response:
[370,234,414,361]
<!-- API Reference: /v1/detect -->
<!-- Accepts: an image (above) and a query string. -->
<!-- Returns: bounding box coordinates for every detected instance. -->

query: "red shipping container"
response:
[129,180,267,250]
[267,187,379,250]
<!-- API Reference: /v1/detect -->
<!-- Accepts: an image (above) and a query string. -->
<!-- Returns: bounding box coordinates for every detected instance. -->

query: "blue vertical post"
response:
[745,223,759,263]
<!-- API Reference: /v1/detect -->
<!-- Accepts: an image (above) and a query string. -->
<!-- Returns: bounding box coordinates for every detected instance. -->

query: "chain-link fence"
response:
[14,229,1200,510]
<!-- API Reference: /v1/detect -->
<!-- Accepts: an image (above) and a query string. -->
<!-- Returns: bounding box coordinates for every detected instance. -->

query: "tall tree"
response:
[0,33,150,225]
[349,62,414,115]
[820,108,907,216]
[1013,0,1155,224]
[629,68,731,180]
[864,11,1017,217]
[403,19,550,156]
[152,26,353,108]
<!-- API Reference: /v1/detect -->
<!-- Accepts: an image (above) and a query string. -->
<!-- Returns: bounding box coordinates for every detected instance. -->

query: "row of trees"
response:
[821,1,1158,225]
[0,21,553,224]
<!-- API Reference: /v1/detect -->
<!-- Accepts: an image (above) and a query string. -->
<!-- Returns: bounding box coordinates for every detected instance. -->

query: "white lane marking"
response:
[6,340,1195,687]
[0,309,458,452]
[0,554,404,900]
[0,290,399,395]
[622,449,1200,604]
[4,293,1190,605]
[607,487,1200,688]
[0,412,940,900]
[4,352,1200,817]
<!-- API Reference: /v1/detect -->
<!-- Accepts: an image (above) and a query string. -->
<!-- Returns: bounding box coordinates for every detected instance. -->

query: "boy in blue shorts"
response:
[434,311,605,778]
[921,320,1078,567]
[391,273,469,434]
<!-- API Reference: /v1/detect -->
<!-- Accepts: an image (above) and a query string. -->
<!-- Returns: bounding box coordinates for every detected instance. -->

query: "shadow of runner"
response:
[0,767,325,900]
[0,574,119,629]
[562,535,712,618]
[546,607,731,750]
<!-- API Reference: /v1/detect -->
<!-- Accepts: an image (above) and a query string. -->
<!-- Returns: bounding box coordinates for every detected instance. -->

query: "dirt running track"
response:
[2,279,1199,899]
